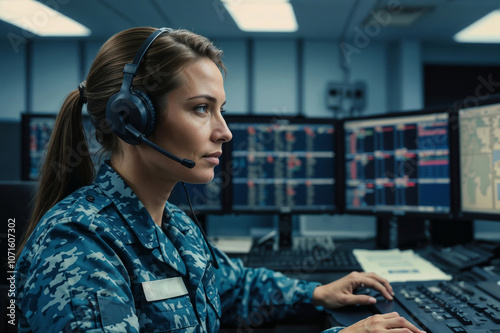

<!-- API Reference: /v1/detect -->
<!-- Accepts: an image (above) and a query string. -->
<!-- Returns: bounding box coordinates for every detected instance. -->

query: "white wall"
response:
[31,41,81,113]
[215,40,249,115]
[301,40,388,118]
[422,42,500,65]
[0,39,27,120]
[253,40,299,115]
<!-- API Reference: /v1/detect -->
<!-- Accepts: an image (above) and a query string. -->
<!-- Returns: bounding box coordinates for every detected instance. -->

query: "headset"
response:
[105,27,195,169]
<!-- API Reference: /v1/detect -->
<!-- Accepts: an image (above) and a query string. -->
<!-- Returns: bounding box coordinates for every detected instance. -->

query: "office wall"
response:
[31,41,82,112]
[0,39,27,121]
[0,37,416,120]
[3,38,500,119]
[422,42,500,65]
[215,40,248,114]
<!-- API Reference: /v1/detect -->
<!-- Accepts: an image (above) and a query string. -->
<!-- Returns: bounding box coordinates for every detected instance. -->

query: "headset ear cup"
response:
[133,89,157,138]
[105,90,142,145]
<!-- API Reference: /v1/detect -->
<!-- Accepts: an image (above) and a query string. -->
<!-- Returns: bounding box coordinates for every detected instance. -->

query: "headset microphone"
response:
[124,124,195,168]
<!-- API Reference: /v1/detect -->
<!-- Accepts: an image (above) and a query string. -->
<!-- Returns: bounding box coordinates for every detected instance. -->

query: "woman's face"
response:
[149,57,232,184]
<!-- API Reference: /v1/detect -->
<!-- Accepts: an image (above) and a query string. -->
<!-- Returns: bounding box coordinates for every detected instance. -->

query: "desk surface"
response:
[228,238,500,332]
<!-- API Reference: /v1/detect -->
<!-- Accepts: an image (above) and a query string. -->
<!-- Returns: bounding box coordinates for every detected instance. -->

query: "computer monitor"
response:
[21,114,56,181]
[343,109,452,217]
[458,96,500,221]
[21,113,103,181]
[224,115,337,214]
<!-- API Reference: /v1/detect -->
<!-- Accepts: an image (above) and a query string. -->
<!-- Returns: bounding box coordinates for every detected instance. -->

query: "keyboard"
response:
[371,280,500,333]
[425,243,494,272]
[245,236,362,273]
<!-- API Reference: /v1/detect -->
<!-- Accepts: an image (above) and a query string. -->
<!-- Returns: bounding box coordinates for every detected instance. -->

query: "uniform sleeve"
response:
[16,218,140,333]
[213,246,323,327]
[321,327,345,333]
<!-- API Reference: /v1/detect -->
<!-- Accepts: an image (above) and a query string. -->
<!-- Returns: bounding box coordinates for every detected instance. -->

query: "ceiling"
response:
[1,0,500,44]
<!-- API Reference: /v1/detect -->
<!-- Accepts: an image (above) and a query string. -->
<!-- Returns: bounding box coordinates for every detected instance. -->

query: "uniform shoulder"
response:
[47,184,112,226]
[23,185,115,254]
[17,184,127,268]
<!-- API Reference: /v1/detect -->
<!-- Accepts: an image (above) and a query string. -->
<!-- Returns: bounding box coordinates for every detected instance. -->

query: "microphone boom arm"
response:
[125,124,195,168]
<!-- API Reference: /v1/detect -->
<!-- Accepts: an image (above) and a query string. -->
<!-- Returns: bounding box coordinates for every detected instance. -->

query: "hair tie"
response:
[78,81,87,104]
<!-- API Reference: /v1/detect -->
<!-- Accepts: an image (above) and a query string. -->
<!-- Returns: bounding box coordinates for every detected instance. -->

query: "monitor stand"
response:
[377,217,475,249]
[376,216,428,249]
[278,213,293,249]
[254,213,293,251]
[429,219,474,247]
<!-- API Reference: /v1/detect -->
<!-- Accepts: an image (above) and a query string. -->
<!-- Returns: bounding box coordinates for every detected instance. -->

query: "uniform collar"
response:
[162,206,210,286]
[95,162,159,249]
[163,201,194,233]
[95,162,187,275]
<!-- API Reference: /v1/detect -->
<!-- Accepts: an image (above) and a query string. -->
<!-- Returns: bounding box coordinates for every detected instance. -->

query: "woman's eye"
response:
[194,105,209,114]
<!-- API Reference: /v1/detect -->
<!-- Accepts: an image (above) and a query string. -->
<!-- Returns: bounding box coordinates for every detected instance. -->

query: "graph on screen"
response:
[227,117,336,213]
[344,111,451,215]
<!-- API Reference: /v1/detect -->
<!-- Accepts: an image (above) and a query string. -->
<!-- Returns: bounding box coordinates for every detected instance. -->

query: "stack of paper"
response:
[353,249,452,282]
[209,236,253,254]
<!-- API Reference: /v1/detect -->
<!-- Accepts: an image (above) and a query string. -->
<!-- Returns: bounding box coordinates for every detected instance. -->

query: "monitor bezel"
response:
[223,114,338,215]
[455,94,500,222]
[340,107,456,219]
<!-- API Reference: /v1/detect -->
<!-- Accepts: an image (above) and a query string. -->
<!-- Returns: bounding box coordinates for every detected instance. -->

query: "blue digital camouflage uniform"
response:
[15,162,344,332]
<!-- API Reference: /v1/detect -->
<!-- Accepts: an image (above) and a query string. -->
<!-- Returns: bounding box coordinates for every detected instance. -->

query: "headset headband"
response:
[121,27,173,90]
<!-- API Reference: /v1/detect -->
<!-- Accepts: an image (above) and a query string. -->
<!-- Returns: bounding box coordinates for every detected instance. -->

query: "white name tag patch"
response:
[142,277,188,302]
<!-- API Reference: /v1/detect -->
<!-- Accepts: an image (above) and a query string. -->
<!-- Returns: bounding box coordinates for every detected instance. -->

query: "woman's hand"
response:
[340,312,425,333]
[313,272,425,332]
[313,271,394,309]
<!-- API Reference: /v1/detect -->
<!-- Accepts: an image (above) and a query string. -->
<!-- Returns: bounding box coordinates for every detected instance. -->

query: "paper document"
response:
[209,236,253,254]
[353,249,452,282]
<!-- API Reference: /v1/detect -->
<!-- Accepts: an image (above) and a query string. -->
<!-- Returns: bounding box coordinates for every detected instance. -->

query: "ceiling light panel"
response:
[454,9,500,43]
[0,0,91,37]
[222,0,298,32]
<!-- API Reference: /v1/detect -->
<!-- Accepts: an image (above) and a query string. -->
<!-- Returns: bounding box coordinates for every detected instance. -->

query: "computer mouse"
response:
[353,286,373,295]
[354,287,391,303]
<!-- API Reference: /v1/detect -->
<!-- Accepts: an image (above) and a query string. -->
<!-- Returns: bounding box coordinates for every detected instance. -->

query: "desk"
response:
[223,238,378,332]
[226,238,500,332]
[230,237,377,284]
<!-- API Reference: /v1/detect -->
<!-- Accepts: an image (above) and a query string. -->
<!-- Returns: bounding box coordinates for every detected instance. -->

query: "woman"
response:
[15,27,424,333]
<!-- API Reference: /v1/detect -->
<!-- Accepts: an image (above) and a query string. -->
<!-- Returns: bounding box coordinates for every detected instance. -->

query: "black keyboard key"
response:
[446,323,466,333]
[246,237,361,272]
[457,315,473,325]
[485,309,500,324]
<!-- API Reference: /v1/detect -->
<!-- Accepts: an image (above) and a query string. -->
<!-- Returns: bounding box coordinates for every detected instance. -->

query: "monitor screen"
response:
[458,98,500,219]
[21,113,103,181]
[226,116,336,214]
[343,110,451,216]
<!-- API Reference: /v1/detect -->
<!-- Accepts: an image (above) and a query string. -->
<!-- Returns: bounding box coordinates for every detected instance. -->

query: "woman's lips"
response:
[203,152,222,165]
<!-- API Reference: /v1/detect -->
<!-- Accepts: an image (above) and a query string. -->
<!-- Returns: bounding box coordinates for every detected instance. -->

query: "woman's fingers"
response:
[355,273,394,301]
